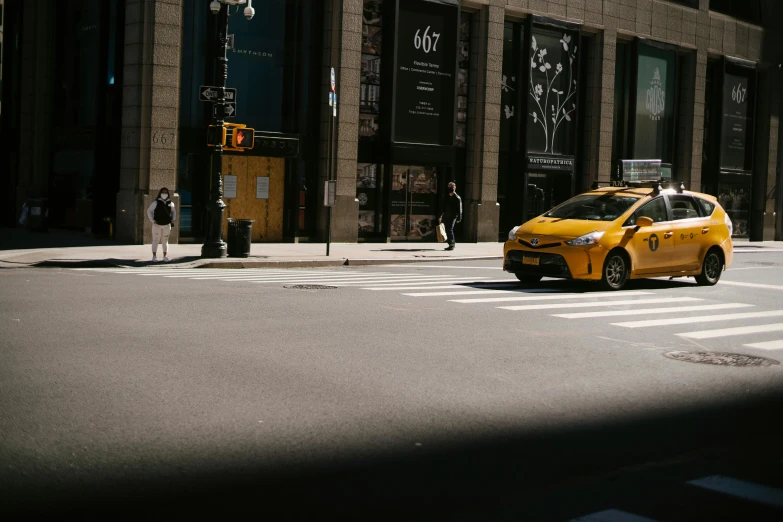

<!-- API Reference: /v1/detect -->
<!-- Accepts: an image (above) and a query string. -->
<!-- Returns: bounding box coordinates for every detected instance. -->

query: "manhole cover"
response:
[284,284,337,290]
[664,351,779,367]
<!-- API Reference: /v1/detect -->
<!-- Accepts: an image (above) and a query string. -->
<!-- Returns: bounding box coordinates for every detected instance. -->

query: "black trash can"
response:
[26,198,49,232]
[227,218,254,258]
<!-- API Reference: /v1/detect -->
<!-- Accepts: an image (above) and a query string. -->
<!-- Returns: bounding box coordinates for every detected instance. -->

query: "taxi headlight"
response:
[508,226,520,240]
[724,213,733,236]
[565,230,605,246]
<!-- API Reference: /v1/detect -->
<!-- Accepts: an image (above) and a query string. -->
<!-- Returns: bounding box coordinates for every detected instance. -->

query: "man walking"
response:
[439,181,462,251]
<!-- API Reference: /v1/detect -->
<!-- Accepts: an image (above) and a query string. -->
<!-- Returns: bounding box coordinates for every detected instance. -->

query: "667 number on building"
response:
[414,26,440,53]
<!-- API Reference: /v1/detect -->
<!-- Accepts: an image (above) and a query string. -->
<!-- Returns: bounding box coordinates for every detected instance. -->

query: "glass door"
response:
[390,165,439,240]
[526,171,574,221]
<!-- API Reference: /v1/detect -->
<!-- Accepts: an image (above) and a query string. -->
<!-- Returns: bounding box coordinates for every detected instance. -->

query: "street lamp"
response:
[201,0,254,258]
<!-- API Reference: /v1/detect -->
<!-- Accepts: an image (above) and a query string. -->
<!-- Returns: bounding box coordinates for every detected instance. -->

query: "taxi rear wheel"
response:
[695,248,723,286]
[515,273,542,284]
[601,251,628,291]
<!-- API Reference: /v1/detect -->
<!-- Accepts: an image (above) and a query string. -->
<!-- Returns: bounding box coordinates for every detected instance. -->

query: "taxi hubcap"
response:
[606,257,625,286]
[705,254,721,280]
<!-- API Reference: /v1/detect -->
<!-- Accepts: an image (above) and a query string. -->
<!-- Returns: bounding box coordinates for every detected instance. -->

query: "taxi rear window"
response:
[696,198,716,216]
[545,194,640,221]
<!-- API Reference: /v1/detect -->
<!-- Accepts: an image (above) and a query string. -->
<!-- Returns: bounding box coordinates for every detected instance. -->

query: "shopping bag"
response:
[436,222,447,243]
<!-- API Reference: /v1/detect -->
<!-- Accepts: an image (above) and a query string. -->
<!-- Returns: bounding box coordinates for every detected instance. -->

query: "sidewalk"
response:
[2,228,782,269]
[0,228,504,269]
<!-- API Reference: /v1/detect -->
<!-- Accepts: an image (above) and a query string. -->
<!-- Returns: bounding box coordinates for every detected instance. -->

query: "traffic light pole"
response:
[202,3,230,259]
[326,99,333,257]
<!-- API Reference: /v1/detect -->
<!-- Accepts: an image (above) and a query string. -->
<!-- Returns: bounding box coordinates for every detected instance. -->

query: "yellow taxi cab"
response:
[503,181,734,290]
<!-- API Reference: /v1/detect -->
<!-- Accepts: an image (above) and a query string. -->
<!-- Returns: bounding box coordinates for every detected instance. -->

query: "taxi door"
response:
[624,196,675,274]
[667,194,709,271]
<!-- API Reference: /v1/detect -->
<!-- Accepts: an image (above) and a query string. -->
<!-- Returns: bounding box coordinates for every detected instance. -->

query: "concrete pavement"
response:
[2,227,783,269]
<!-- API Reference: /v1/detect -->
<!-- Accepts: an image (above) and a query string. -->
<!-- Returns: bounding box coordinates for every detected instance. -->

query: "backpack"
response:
[154,200,173,225]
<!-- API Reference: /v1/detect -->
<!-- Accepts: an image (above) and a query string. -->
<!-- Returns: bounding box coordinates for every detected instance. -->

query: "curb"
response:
[25,255,504,269]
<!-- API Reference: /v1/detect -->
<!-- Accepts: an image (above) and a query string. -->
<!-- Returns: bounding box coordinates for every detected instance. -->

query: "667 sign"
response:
[731,82,747,105]
[413,26,441,53]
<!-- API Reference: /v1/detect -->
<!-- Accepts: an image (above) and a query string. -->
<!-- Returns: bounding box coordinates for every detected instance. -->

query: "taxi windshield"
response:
[545,194,640,221]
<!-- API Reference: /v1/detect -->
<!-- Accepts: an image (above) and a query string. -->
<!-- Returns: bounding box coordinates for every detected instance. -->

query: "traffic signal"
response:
[232,127,255,150]
[207,125,226,147]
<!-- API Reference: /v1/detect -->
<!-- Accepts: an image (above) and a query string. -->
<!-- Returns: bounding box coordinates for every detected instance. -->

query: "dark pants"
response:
[444,217,457,246]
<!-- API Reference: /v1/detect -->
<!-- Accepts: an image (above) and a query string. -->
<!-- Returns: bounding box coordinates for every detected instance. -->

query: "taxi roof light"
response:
[591,179,685,194]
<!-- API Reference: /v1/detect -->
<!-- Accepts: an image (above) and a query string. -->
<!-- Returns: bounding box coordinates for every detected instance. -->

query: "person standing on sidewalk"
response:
[146,188,176,262]
[439,181,462,251]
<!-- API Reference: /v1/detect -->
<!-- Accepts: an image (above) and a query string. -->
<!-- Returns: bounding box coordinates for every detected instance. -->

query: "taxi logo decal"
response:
[531,238,540,246]
[648,234,660,252]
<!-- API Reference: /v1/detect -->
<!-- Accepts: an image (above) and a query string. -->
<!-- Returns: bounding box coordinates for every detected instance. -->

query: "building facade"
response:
[1,0,781,245]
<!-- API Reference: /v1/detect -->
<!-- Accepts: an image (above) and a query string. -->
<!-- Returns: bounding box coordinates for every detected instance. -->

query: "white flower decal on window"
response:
[528,32,578,153]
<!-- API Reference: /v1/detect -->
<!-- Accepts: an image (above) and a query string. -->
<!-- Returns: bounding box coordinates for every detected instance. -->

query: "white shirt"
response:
[147,197,177,224]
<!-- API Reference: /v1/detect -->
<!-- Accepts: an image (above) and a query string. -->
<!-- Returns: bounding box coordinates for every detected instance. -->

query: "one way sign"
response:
[200,85,237,102]
[213,102,237,119]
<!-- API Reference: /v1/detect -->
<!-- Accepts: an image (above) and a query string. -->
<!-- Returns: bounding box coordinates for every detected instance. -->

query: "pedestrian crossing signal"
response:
[207,125,226,147]
[232,127,255,150]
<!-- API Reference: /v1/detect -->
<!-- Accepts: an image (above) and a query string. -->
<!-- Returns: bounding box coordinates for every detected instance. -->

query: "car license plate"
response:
[522,255,540,266]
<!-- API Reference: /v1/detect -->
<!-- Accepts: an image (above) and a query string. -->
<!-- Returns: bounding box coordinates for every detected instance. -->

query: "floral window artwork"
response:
[527,30,578,155]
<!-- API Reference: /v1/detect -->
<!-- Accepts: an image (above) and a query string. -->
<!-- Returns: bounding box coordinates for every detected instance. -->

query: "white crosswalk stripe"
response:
[610,310,783,329]
[448,291,653,303]
[549,300,738,317]
[500,297,704,311]
[401,288,560,297]
[743,339,783,350]
[678,323,783,340]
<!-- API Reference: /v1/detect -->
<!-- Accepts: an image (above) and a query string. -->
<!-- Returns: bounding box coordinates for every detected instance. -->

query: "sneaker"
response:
[152,255,158,262]
[163,256,169,262]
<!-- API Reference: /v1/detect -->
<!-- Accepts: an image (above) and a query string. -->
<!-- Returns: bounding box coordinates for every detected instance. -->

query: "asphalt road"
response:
[2,250,783,520]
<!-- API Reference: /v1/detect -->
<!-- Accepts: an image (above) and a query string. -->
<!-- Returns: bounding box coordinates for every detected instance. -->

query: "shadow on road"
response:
[3,388,782,521]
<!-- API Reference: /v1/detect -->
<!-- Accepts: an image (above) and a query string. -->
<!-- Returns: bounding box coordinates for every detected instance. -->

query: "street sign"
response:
[330,67,336,92]
[199,86,237,102]
[324,180,336,207]
[213,103,237,119]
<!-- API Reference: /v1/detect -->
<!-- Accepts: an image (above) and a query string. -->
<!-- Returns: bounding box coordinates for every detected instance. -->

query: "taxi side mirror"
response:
[635,216,654,227]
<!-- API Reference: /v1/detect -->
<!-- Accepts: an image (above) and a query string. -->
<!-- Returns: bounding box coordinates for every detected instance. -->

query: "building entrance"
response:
[526,171,574,221]
[390,165,439,240]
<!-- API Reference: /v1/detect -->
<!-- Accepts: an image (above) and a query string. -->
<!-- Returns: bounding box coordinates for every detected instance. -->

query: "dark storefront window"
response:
[527,29,578,155]
[48,0,124,235]
[392,0,458,146]
[357,163,384,237]
[632,42,676,170]
[178,0,322,240]
[456,15,471,147]
[359,0,383,141]
[498,21,523,234]
[702,58,757,238]
[389,165,438,240]
[226,0,287,132]
[613,39,678,181]
[524,21,581,221]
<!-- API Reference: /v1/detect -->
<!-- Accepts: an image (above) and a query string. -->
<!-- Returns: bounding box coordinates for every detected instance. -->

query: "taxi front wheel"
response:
[601,251,629,291]
[695,248,723,286]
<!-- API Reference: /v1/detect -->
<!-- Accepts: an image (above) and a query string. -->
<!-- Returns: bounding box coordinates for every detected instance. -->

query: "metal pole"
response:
[326,103,333,256]
[202,3,229,258]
